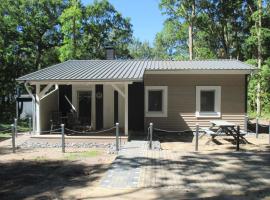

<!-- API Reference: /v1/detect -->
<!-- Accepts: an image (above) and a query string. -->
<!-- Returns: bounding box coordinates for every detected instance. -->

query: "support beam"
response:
[35,84,41,134]
[39,83,53,97]
[124,84,128,135]
[40,84,58,100]
[111,84,125,98]
[24,82,36,134]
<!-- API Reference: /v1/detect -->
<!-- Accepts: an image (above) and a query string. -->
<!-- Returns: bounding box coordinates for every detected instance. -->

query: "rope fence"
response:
[64,126,116,135]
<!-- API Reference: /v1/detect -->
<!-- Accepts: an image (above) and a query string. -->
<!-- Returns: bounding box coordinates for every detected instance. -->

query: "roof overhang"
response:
[144,69,255,75]
[20,79,139,85]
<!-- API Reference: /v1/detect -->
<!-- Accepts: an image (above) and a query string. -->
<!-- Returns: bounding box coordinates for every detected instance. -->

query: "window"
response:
[196,86,221,118]
[145,86,168,117]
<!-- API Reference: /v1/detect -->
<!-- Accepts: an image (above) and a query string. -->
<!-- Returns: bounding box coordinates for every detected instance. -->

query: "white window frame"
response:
[145,86,168,117]
[196,86,221,118]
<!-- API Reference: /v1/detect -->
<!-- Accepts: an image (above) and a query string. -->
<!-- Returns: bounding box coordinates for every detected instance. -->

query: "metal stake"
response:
[61,124,65,153]
[149,123,153,150]
[195,124,199,151]
[116,123,119,152]
[236,125,240,151]
[11,124,15,153]
[14,118,17,137]
[29,117,32,135]
[256,117,259,138]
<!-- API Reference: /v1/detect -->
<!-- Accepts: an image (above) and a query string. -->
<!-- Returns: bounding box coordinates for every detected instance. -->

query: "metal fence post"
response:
[61,124,65,153]
[149,123,153,150]
[236,125,240,151]
[14,118,17,137]
[256,117,259,138]
[11,124,15,153]
[244,115,248,133]
[116,123,119,152]
[195,124,199,151]
[29,117,32,135]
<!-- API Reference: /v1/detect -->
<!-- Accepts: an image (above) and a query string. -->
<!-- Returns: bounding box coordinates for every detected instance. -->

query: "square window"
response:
[148,90,163,111]
[200,90,215,112]
[145,86,168,117]
[196,86,221,118]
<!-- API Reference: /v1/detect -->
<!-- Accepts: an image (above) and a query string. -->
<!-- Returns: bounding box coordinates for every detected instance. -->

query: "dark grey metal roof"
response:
[17,59,256,82]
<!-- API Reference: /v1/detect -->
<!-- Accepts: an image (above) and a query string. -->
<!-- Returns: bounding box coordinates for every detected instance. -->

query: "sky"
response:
[82,0,166,45]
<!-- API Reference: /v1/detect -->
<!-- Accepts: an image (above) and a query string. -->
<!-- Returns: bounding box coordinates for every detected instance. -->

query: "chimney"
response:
[105,46,115,60]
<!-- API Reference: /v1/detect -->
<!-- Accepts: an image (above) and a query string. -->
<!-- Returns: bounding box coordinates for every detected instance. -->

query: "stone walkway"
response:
[100,141,160,188]
[100,141,270,193]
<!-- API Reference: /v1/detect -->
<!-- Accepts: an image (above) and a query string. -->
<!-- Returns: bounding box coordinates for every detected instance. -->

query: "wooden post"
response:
[61,124,65,153]
[236,125,240,151]
[29,117,32,135]
[116,123,119,152]
[256,117,259,138]
[195,124,199,151]
[11,124,15,153]
[124,84,128,136]
[149,123,153,150]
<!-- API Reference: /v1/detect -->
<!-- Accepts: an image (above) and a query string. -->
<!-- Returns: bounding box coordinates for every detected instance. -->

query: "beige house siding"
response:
[144,74,246,130]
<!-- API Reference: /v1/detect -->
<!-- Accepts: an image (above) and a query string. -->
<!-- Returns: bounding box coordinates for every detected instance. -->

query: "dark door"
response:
[78,91,91,125]
[95,85,103,130]
[129,82,144,131]
[59,85,72,115]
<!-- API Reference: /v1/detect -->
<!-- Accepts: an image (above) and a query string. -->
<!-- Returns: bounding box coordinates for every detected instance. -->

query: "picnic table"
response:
[204,120,246,140]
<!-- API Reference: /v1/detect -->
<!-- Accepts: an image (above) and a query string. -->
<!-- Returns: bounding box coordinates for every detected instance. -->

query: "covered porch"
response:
[24,81,144,136]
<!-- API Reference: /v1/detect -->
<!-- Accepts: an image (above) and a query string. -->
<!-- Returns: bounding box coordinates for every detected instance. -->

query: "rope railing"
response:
[64,126,116,135]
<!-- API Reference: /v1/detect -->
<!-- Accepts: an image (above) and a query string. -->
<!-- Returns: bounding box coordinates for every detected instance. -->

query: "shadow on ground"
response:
[90,151,270,199]
[0,160,109,200]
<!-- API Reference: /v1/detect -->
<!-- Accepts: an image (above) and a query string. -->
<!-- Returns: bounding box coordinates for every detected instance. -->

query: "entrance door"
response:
[78,91,92,125]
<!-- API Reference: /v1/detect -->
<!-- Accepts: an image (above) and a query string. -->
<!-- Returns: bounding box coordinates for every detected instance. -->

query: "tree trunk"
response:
[72,15,76,59]
[189,0,195,60]
[256,0,262,116]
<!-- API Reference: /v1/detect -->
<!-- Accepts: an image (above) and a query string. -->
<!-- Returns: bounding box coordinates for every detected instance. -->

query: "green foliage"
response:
[128,38,154,59]
[0,0,132,121]
[153,0,270,117]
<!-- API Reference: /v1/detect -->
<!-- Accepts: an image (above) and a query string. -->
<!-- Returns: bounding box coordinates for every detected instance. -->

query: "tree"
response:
[128,38,154,59]
[59,0,83,61]
[81,0,132,59]
[159,0,197,60]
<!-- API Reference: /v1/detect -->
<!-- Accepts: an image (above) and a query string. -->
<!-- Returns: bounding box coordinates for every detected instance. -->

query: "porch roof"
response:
[17,59,256,82]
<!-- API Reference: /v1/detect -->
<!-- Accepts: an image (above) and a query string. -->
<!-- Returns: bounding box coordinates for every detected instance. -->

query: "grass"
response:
[65,150,100,160]
[34,156,48,161]
[249,111,270,120]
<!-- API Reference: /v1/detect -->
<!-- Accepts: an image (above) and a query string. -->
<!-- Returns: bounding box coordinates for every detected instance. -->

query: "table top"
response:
[210,120,235,127]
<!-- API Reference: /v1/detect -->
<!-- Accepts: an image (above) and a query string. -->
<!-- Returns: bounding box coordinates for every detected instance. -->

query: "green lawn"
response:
[65,150,100,160]
[248,111,270,120]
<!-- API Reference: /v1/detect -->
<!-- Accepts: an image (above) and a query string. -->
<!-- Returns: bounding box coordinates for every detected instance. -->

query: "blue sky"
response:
[82,0,166,45]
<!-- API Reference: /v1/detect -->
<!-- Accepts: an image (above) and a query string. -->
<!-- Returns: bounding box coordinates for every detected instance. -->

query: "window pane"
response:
[148,90,163,111]
[200,90,215,112]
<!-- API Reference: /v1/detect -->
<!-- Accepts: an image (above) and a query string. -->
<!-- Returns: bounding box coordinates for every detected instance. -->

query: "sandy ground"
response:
[0,133,270,200]
[161,133,270,152]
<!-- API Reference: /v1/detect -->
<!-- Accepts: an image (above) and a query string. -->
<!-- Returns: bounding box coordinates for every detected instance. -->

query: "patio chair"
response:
[50,111,62,133]
[66,112,80,130]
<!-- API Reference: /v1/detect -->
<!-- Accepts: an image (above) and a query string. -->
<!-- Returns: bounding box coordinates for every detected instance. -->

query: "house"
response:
[17,53,255,135]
